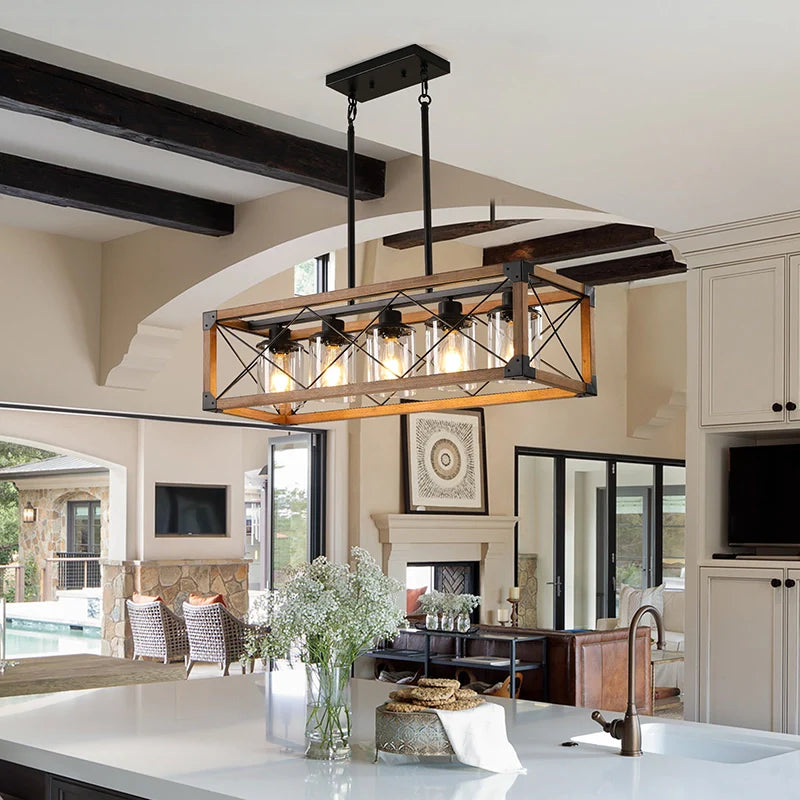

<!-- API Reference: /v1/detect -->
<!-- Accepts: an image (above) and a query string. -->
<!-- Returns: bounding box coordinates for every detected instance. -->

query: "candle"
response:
[509,586,520,601]
[497,608,510,623]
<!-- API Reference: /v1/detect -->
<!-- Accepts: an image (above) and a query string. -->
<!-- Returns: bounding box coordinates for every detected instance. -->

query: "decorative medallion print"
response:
[407,411,483,510]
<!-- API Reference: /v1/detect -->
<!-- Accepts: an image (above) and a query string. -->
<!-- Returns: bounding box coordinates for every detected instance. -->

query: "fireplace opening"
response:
[406,561,480,622]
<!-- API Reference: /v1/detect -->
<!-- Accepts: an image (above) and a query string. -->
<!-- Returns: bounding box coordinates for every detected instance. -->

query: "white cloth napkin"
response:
[434,701,525,773]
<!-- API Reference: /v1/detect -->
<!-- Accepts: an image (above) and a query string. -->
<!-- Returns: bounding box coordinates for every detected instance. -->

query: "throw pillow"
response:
[188,592,227,607]
[406,586,428,615]
[618,584,664,633]
[132,592,163,604]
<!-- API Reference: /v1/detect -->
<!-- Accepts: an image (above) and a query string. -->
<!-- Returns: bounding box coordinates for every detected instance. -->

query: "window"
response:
[515,448,685,629]
[294,253,334,296]
[266,431,326,588]
[67,500,101,554]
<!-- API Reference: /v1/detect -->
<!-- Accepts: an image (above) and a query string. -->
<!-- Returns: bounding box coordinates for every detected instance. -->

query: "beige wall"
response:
[350,282,686,564]
[0,208,686,577]
[0,408,271,564]
[627,279,687,437]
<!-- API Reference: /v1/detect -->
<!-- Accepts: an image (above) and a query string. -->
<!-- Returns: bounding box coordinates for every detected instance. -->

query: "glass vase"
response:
[425,612,440,630]
[456,613,471,633]
[305,662,352,761]
[441,613,455,632]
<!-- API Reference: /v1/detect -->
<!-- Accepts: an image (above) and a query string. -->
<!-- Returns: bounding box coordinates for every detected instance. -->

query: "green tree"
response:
[0,442,56,564]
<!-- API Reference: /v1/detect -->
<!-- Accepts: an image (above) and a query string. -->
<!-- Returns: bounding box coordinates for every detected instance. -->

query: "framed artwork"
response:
[401,409,488,514]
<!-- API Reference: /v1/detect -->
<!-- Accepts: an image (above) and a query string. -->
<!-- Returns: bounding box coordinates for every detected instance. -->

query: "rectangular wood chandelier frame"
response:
[202,259,596,426]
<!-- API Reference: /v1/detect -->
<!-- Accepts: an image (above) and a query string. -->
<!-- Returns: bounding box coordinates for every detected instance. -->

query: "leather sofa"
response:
[373,624,652,715]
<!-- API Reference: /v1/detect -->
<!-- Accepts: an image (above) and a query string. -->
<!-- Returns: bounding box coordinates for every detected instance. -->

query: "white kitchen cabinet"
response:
[787,257,800,422]
[785,569,800,733]
[701,258,786,426]
[699,566,800,733]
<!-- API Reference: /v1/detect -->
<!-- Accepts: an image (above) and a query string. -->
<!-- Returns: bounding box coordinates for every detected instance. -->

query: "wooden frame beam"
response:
[383,219,536,250]
[0,49,385,201]
[205,261,596,425]
[558,250,686,285]
[273,387,578,425]
[0,152,234,236]
[482,223,661,266]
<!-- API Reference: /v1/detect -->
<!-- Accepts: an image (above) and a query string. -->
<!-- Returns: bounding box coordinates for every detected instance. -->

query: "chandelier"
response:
[202,46,596,426]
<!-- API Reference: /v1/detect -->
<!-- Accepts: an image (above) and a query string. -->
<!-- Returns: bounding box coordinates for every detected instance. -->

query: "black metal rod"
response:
[420,100,433,279]
[247,280,509,329]
[347,99,357,297]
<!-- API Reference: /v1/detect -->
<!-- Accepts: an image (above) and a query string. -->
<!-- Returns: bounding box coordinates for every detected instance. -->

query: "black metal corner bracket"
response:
[503,260,535,284]
[503,355,537,381]
[579,376,598,397]
[326,45,450,103]
[203,310,217,330]
[202,392,218,411]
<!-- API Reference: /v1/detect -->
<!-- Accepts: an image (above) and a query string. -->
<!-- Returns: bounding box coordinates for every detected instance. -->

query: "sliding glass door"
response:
[516,448,685,630]
[266,431,326,589]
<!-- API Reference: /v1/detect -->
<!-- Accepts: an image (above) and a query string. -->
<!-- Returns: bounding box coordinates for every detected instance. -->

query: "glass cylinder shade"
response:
[487,293,542,376]
[310,318,353,403]
[366,308,416,398]
[259,327,306,396]
[425,299,477,391]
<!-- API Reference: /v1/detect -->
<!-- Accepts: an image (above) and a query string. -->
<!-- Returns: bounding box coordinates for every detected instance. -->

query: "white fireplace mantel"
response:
[371,514,518,621]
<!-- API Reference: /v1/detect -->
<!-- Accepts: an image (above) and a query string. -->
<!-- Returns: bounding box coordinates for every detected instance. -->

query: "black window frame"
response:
[514,446,685,628]
[266,429,327,589]
[66,499,101,554]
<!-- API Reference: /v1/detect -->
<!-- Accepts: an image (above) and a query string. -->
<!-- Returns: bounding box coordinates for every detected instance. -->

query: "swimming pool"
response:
[4,620,101,658]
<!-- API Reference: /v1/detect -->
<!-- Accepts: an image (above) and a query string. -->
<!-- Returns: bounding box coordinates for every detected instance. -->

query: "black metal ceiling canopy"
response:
[326,45,450,102]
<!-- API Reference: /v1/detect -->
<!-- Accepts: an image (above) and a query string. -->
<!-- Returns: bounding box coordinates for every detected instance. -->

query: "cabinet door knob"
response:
[771,578,783,588]
[788,402,797,412]
[772,402,784,412]
[787,579,797,589]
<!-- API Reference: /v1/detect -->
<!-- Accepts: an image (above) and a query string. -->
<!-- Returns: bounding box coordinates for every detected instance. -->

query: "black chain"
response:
[418,66,431,106]
[347,96,358,124]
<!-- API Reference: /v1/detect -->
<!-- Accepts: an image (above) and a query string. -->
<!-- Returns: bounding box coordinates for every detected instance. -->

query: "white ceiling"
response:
[0,2,798,235]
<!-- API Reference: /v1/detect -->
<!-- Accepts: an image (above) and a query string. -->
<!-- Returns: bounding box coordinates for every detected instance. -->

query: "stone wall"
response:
[17,486,109,600]
[518,553,538,628]
[101,559,250,658]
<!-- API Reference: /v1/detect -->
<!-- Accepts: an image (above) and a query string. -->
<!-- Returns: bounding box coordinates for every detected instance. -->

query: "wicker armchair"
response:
[126,599,189,664]
[182,602,257,677]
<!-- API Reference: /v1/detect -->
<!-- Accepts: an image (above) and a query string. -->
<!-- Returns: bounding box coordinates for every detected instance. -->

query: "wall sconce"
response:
[22,502,37,523]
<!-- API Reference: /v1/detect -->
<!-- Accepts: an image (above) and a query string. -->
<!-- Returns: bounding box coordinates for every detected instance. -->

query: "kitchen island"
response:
[1,671,800,800]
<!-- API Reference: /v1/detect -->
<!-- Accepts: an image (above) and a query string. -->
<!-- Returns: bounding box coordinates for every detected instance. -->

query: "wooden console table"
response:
[365,627,548,699]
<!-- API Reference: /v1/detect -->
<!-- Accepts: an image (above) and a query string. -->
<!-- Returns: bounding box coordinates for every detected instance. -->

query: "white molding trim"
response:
[13,474,109,490]
[631,391,687,440]
[372,514,518,623]
[103,324,183,390]
[665,210,800,267]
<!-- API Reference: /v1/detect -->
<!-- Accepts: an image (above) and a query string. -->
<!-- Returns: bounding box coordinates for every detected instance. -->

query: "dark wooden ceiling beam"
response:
[0,49,385,201]
[383,219,536,250]
[0,152,234,236]
[482,223,661,265]
[557,250,686,285]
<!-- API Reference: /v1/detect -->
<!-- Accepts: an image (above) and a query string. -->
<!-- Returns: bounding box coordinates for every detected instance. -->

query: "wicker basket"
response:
[375,703,454,756]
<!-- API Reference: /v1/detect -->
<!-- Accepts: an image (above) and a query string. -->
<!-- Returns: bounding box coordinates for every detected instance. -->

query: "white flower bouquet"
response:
[245,546,404,666]
[244,547,404,760]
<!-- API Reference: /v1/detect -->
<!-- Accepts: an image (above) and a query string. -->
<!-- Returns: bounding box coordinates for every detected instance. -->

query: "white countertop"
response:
[2,672,800,800]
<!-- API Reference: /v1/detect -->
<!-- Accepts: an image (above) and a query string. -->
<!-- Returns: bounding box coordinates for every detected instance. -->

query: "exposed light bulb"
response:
[382,354,403,379]
[501,320,514,362]
[321,346,346,387]
[440,338,465,373]
[269,354,292,393]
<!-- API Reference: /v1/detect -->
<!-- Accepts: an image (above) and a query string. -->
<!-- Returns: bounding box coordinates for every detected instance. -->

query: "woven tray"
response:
[375,703,455,756]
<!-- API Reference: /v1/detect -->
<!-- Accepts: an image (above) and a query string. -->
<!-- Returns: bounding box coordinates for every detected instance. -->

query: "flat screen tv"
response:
[728,444,800,548]
[155,484,227,536]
